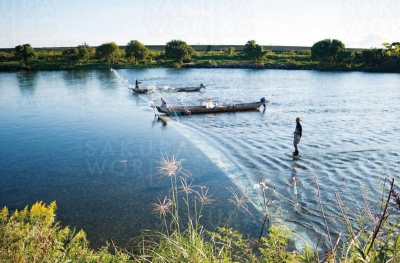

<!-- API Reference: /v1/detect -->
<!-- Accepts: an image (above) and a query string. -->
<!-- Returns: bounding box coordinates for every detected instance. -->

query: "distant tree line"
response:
[1,39,399,72]
[310,39,400,71]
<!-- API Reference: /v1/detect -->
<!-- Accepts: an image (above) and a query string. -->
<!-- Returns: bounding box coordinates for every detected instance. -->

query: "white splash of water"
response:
[110,68,167,110]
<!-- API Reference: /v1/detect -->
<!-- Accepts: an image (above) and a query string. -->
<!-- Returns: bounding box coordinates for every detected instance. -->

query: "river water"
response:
[0,68,399,250]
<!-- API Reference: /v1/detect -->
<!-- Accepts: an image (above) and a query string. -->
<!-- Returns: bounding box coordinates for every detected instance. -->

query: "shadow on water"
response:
[17,71,38,95]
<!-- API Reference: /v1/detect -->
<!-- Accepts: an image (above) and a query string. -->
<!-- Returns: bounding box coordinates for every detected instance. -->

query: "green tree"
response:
[391,42,400,55]
[337,50,355,67]
[62,47,79,61]
[14,44,38,62]
[382,42,400,56]
[148,50,163,62]
[96,42,120,63]
[88,47,96,57]
[361,49,386,66]
[125,40,149,64]
[62,45,90,62]
[165,39,194,63]
[311,39,346,65]
[77,45,90,61]
[243,40,266,62]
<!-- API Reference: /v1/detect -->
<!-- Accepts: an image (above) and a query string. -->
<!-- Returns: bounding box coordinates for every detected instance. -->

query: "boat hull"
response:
[174,86,204,92]
[155,101,269,115]
[132,88,150,94]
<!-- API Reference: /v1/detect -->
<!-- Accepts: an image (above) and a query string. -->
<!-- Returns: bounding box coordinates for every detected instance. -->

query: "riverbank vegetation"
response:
[1,156,400,262]
[0,39,399,72]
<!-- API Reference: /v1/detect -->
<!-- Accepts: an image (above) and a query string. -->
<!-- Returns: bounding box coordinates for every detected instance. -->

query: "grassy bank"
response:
[0,47,389,72]
[0,50,320,72]
[1,155,400,262]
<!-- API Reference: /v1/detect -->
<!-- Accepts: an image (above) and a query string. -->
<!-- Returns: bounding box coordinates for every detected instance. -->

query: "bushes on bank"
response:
[0,201,129,262]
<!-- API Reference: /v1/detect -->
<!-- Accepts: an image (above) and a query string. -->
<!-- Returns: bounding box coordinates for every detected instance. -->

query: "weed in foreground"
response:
[125,155,297,262]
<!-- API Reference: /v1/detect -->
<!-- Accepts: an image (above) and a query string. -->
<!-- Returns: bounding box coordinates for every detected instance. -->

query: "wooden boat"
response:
[131,87,152,94]
[153,98,269,116]
[131,84,205,94]
[174,85,206,92]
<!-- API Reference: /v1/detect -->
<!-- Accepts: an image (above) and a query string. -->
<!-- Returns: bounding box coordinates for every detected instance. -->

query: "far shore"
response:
[1,44,399,73]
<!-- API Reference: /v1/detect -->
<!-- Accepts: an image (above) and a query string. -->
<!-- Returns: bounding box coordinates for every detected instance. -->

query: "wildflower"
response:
[227,187,252,215]
[196,186,214,205]
[157,155,182,177]
[151,196,173,217]
[180,177,194,195]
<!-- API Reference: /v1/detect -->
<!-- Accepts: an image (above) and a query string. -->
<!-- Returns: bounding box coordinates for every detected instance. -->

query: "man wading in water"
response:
[293,117,302,156]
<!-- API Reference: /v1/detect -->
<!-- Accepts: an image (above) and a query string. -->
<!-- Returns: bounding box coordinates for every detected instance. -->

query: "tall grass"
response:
[124,155,297,262]
[1,156,399,262]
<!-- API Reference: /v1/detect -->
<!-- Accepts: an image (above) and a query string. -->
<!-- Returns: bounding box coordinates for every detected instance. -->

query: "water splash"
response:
[110,68,174,114]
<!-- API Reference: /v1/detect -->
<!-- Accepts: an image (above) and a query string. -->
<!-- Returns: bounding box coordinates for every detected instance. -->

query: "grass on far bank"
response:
[0,50,321,71]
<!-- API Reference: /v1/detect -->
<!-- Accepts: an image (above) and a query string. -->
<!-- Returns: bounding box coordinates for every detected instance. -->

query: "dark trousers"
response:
[293,135,300,155]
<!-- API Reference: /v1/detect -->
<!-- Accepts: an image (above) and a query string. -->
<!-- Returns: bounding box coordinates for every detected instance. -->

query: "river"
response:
[0,68,399,250]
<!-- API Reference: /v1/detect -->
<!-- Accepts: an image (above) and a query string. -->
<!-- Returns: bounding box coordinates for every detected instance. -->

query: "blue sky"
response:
[1,0,399,48]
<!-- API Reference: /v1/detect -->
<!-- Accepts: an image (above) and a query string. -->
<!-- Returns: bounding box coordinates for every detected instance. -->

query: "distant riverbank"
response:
[0,60,397,73]
[0,44,399,73]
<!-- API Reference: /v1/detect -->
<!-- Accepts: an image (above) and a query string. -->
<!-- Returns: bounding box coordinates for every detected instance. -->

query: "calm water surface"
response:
[0,69,399,250]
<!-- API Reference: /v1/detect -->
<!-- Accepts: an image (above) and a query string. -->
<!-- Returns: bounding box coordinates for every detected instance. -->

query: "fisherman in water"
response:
[293,117,302,156]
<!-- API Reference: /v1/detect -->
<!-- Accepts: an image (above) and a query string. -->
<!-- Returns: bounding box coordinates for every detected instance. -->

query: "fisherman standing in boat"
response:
[161,98,167,108]
[293,117,302,156]
[135,79,140,89]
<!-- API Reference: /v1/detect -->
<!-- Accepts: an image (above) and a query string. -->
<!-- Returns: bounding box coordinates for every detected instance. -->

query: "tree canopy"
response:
[337,50,355,67]
[3,39,400,72]
[311,39,345,65]
[14,44,38,62]
[125,40,149,64]
[382,42,400,56]
[165,40,194,63]
[243,40,266,63]
[77,45,90,61]
[62,45,90,62]
[62,47,79,61]
[96,42,120,63]
[361,49,387,66]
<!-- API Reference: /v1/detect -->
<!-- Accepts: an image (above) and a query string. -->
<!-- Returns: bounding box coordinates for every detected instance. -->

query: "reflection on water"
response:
[0,69,399,251]
[17,71,38,95]
[62,70,89,82]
